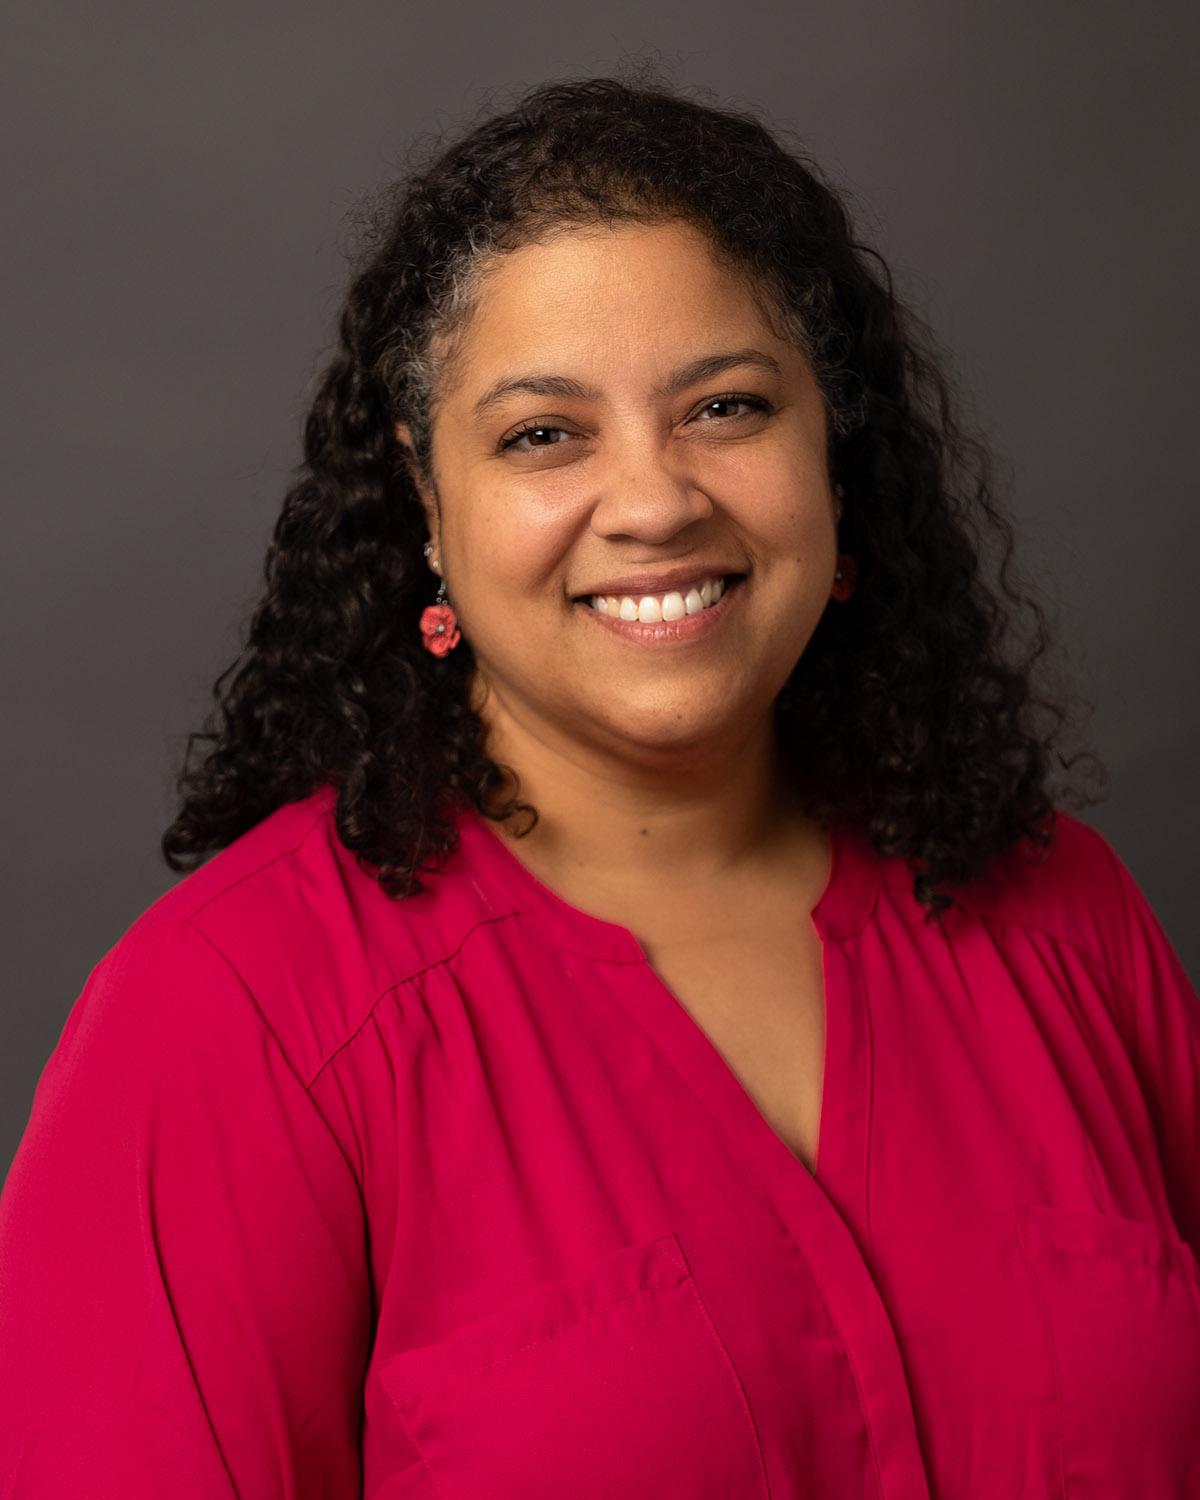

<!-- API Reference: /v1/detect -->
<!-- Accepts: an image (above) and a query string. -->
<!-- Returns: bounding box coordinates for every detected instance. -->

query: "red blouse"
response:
[1,782,1198,1498]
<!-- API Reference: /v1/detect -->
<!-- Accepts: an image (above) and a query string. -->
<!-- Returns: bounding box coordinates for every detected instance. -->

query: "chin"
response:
[592,704,748,761]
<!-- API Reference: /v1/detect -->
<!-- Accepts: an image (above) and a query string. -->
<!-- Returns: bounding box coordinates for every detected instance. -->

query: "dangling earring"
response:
[831,554,857,602]
[830,482,856,602]
[419,542,461,656]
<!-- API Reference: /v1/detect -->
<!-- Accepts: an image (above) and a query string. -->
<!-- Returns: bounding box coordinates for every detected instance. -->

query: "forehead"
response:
[483,219,746,305]
[439,221,788,400]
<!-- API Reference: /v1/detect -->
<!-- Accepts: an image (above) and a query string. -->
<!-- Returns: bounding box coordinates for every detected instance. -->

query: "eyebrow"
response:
[470,347,785,423]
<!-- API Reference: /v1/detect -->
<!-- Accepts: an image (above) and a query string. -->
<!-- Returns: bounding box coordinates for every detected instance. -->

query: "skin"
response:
[394,218,842,929]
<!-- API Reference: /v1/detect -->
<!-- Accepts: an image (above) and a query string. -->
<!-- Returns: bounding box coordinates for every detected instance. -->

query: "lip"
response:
[571,564,745,601]
[574,574,746,645]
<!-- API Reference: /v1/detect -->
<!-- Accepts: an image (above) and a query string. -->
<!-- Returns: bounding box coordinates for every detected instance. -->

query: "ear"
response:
[394,420,439,547]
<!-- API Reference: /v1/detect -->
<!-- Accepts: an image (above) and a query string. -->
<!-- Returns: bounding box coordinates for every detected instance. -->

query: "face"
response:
[395,219,841,769]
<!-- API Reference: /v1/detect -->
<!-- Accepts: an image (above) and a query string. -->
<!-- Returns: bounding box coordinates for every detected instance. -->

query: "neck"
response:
[471,679,824,910]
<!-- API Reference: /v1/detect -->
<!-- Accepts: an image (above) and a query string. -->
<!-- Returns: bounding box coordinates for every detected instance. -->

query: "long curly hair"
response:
[161,62,1106,922]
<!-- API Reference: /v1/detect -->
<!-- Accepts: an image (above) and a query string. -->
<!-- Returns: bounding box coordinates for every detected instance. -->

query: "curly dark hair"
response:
[161,61,1107,922]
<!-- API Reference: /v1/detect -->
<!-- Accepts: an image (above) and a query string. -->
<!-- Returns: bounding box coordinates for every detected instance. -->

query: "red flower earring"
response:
[831,553,857,602]
[419,544,461,656]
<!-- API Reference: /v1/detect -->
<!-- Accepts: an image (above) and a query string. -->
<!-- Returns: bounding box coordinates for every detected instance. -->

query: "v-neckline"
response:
[453,798,882,954]
[442,798,933,1497]
[451,797,884,1193]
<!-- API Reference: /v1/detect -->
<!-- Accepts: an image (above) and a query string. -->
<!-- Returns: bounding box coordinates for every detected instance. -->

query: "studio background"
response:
[3,1,1197,1175]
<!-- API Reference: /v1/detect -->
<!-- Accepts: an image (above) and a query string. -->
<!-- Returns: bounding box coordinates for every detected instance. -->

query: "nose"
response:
[588,458,715,545]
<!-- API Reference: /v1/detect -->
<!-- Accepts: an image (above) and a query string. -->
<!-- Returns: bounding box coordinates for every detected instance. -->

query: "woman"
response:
[2,68,1197,1500]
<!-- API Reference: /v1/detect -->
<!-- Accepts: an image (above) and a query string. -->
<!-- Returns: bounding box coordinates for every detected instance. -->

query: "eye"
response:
[691,392,773,423]
[497,421,575,454]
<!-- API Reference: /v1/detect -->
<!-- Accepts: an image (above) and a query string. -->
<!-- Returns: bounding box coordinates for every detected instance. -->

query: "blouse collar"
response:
[450,797,882,959]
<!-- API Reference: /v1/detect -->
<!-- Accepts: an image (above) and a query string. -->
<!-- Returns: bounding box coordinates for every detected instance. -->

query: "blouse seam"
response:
[181,916,369,1208]
[303,910,529,1092]
[967,909,1141,1074]
[180,799,336,924]
[498,909,650,966]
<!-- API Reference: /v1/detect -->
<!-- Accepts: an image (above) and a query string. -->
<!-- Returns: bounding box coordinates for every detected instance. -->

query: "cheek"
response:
[752,485,839,566]
[454,502,573,600]
[509,490,582,569]
[731,446,832,529]
[447,526,579,662]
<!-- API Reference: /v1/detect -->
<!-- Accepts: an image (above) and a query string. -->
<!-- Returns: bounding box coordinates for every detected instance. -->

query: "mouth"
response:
[571,572,748,645]
[571,572,747,618]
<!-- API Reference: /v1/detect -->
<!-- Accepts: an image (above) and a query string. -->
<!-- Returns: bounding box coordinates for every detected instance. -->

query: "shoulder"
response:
[91,785,513,1087]
[947,807,1152,988]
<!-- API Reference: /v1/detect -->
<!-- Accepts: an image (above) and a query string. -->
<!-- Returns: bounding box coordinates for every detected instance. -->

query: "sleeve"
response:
[1088,828,1200,1257]
[0,913,371,1498]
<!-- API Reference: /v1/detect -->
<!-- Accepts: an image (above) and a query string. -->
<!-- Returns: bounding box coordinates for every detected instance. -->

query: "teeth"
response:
[588,575,729,618]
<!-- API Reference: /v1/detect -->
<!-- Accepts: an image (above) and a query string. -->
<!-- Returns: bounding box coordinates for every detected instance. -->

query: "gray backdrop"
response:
[4,2,1197,1174]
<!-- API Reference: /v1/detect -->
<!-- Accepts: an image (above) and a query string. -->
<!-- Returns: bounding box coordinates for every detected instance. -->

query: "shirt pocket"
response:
[1013,1202,1200,1497]
[378,1231,771,1500]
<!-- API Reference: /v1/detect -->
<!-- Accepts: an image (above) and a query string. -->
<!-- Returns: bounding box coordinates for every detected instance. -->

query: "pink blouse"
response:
[2,782,1198,1498]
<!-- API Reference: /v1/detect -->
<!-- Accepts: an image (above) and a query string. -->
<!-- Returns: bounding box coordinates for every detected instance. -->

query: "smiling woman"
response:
[3,62,1198,1500]
[391,219,845,796]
